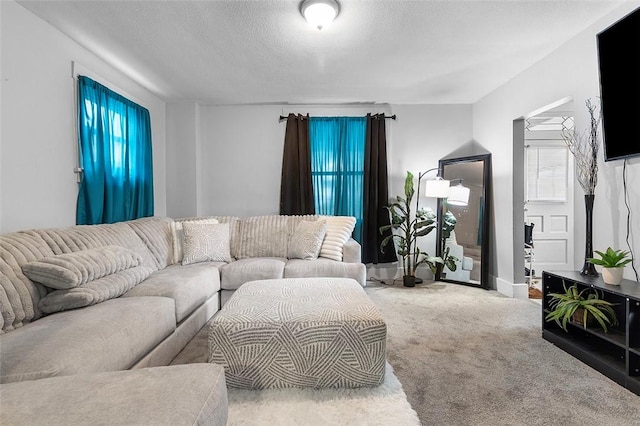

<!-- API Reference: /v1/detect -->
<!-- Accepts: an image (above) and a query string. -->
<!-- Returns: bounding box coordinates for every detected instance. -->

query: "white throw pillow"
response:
[318,216,356,262]
[182,222,232,265]
[171,218,218,263]
[288,220,327,260]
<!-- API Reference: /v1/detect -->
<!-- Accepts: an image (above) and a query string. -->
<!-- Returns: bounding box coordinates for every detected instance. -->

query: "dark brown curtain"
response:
[279,113,315,215]
[362,113,397,264]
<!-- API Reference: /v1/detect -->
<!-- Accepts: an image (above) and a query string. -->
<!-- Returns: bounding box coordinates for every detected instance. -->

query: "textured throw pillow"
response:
[38,266,153,314]
[234,215,289,259]
[171,218,219,264]
[288,220,327,260]
[22,246,142,290]
[182,222,232,265]
[318,216,357,262]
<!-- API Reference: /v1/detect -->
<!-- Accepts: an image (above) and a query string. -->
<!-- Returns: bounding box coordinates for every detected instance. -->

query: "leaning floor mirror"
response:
[437,151,492,289]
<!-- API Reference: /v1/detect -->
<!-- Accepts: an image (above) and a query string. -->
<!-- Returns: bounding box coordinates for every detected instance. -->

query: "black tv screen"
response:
[597,7,640,162]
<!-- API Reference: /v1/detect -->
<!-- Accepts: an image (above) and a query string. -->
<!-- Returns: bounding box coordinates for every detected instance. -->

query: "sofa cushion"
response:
[284,258,367,286]
[22,246,142,290]
[211,216,241,259]
[220,258,286,290]
[0,231,53,333]
[0,296,175,384]
[171,217,219,264]
[287,219,327,260]
[35,222,158,271]
[182,222,232,265]
[0,364,228,426]
[318,216,356,261]
[123,263,222,323]
[38,266,153,314]
[127,217,174,270]
[234,215,290,259]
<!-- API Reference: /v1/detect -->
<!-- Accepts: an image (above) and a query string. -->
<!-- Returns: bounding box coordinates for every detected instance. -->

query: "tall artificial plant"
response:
[380,172,443,280]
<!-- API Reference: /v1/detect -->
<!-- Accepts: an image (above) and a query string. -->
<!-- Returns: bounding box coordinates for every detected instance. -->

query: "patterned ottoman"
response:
[208,277,386,389]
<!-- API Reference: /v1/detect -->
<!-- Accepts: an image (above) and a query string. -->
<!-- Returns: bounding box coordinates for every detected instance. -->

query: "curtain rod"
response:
[278,114,396,122]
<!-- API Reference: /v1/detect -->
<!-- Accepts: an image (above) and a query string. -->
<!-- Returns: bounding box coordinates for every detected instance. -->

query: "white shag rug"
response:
[226,362,420,426]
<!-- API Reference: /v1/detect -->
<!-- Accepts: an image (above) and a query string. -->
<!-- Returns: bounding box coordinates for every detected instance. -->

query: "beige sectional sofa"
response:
[0,214,365,424]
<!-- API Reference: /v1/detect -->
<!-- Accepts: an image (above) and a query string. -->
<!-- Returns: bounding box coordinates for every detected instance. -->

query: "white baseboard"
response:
[496,277,528,299]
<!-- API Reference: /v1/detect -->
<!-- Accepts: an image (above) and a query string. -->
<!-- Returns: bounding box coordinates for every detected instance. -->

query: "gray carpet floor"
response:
[172,281,640,426]
[366,281,640,426]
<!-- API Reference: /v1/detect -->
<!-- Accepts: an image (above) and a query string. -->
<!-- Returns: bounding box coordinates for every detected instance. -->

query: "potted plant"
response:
[587,247,631,285]
[545,283,618,332]
[380,171,443,287]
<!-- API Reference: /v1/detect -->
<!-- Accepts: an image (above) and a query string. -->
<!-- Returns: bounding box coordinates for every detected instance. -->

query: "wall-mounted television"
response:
[597,7,640,162]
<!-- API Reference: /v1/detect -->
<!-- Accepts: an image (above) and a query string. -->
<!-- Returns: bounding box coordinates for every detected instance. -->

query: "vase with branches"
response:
[562,98,600,276]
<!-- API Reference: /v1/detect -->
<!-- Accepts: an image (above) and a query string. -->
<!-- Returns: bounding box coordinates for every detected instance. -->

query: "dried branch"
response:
[562,99,600,195]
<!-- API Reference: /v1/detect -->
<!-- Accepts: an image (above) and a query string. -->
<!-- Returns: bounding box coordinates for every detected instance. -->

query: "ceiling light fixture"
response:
[301,0,339,30]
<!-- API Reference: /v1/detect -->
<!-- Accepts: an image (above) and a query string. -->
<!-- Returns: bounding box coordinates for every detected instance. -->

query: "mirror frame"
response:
[437,153,492,289]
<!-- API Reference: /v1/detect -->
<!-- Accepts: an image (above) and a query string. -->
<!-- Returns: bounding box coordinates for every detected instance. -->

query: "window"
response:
[526,144,568,202]
[76,76,154,225]
[309,117,366,242]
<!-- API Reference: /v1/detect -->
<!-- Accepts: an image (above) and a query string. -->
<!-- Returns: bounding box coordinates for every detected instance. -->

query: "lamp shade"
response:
[447,184,470,206]
[301,0,339,30]
[424,177,451,198]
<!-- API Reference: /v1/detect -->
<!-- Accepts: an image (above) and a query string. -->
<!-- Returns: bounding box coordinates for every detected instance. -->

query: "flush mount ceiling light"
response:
[301,0,339,30]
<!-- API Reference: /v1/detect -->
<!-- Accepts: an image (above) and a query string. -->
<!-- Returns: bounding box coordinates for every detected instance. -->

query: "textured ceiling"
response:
[18,0,629,105]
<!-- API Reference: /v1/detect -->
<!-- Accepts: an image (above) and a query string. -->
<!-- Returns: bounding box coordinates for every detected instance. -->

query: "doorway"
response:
[515,99,575,299]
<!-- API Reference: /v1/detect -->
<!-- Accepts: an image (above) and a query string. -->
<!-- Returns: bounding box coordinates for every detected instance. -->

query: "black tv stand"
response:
[542,271,640,395]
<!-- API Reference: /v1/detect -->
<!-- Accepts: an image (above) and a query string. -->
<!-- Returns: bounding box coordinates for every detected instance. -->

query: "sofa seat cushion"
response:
[220,258,286,290]
[0,364,228,426]
[284,258,367,286]
[0,296,175,384]
[122,263,222,323]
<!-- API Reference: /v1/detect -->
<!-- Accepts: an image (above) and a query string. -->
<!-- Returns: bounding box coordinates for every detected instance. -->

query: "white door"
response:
[524,117,574,274]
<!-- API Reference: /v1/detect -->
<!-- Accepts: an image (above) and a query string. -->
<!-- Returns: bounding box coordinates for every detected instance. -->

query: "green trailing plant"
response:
[587,247,632,268]
[545,283,618,332]
[380,171,443,278]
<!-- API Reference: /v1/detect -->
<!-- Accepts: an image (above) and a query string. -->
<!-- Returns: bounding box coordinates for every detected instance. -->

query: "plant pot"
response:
[403,275,416,287]
[572,308,594,328]
[602,267,624,285]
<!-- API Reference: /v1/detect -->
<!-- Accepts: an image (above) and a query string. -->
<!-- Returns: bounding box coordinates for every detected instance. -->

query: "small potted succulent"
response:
[545,283,618,332]
[587,247,632,285]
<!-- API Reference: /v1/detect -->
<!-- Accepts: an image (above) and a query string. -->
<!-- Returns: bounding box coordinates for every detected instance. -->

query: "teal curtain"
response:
[309,117,366,242]
[76,76,154,225]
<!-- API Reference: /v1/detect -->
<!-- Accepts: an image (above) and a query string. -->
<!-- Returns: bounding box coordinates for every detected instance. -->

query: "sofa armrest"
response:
[342,238,362,263]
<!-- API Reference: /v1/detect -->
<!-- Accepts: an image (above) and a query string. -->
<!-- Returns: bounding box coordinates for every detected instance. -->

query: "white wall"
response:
[166,103,199,218]
[0,1,167,233]
[388,104,474,278]
[473,2,640,289]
